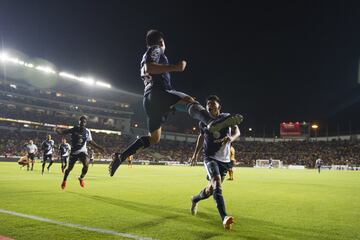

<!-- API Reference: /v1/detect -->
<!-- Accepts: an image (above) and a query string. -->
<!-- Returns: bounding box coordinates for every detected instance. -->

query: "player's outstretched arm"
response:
[88,141,105,154]
[55,127,73,135]
[222,126,241,145]
[191,134,204,163]
[144,60,186,74]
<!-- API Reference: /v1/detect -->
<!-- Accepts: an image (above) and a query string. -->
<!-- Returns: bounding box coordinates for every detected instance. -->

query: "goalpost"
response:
[255,159,283,168]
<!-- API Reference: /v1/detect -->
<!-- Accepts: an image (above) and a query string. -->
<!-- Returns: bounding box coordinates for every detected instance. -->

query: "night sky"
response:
[1,1,360,136]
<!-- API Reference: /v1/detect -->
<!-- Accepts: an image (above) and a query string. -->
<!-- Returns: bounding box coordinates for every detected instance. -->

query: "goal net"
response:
[255,159,283,168]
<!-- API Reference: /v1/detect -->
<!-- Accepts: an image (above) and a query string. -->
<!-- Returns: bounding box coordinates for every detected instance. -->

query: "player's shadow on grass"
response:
[67,191,224,239]
[67,192,334,240]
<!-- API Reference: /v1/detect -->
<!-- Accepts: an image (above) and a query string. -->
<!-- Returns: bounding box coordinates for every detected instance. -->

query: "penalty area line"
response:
[0,209,156,240]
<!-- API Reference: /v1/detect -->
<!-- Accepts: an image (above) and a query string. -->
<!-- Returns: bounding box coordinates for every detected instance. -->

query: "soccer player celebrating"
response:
[227,145,236,181]
[24,140,37,171]
[41,135,54,175]
[58,138,71,174]
[56,115,105,189]
[109,30,243,176]
[190,95,241,230]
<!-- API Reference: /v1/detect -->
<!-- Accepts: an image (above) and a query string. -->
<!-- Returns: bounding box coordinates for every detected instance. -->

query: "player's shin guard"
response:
[80,165,89,179]
[213,188,227,221]
[63,162,75,181]
[122,136,150,160]
[47,161,53,169]
[192,188,212,203]
[187,102,213,125]
[41,161,46,174]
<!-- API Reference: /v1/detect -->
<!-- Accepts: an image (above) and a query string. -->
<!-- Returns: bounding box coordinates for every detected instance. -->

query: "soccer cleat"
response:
[227,178,234,181]
[109,152,124,177]
[190,196,198,215]
[223,216,235,230]
[78,177,85,188]
[61,181,66,190]
[208,114,243,133]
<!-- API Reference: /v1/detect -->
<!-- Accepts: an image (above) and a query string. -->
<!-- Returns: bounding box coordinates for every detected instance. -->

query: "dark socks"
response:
[193,188,212,203]
[63,163,74,181]
[47,161,53,169]
[121,136,150,160]
[80,165,89,179]
[213,188,227,221]
[41,162,46,173]
[187,102,214,125]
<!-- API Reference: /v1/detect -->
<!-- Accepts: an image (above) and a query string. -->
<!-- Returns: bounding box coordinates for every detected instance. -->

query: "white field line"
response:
[0,209,156,240]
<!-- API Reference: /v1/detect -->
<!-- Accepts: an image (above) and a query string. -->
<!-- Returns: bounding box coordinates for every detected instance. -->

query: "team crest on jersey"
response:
[150,48,160,60]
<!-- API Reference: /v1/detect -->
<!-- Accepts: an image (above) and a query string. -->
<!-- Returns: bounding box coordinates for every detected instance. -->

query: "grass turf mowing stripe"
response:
[0,209,156,240]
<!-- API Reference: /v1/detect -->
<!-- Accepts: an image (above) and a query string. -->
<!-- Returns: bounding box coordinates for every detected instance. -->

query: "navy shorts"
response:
[43,154,52,162]
[204,157,232,181]
[27,153,35,161]
[60,156,69,163]
[69,152,89,166]
[143,89,189,132]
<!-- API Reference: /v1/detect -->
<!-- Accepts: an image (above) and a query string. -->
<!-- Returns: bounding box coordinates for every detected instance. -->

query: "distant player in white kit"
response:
[315,158,322,174]
[24,140,38,171]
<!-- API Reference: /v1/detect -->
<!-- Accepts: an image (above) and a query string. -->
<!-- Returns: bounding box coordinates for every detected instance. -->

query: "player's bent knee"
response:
[181,96,195,104]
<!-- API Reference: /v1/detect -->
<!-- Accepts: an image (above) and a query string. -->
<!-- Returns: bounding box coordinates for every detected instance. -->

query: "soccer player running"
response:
[56,115,105,189]
[41,135,55,175]
[315,157,322,174]
[58,138,71,174]
[24,140,37,171]
[109,30,243,176]
[190,95,241,230]
[227,145,236,181]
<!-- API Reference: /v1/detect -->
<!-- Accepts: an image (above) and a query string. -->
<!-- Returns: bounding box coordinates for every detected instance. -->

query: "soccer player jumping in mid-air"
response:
[190,95,241,230]
[109,30,243,176]
[56,115,105,189]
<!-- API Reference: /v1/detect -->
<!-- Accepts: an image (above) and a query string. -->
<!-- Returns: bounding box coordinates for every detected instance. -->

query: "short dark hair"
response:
[80,115,88,121]
[206,95,221,104]
[146,29,164,46]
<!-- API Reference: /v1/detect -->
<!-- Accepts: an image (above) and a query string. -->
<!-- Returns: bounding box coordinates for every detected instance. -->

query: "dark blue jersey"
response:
[199,113,232,162]
[59,143,71,157]
[140,45,172,95]
[41,140,54,155]
[62,126,92,155]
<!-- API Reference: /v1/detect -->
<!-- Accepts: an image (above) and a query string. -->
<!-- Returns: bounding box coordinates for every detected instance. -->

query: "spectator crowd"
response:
[1,128,360,167]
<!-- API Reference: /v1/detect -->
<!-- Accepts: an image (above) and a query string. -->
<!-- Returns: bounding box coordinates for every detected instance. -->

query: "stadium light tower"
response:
[0,50,112,89]
[311,124,319,140]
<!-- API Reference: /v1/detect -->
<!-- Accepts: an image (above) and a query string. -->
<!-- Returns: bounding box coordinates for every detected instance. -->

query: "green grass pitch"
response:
[0,162,359,240]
